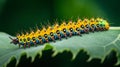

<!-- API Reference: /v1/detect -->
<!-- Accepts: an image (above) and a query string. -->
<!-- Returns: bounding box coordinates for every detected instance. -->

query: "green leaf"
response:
[0,27,120,67]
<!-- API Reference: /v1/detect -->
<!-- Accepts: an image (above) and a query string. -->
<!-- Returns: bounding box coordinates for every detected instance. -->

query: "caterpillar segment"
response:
[74,22,82,36]
[53,26,59,40]
[60,22,68,39]
[35,29,42,44]
[96,18,104,31]
[25,33,31,48]
[47,26,56,42]
[10,18,110,48]
[19,34,26,48]
[95,18,101,31]
[37,30,43,45]
[30,31,37,46]
[78,19,88,33]
[90,18,96,32]
[42,27,49,43]
[98,18,105,31]
[83,19,90,34]
[67,21,76,37]
[76,19,85,34]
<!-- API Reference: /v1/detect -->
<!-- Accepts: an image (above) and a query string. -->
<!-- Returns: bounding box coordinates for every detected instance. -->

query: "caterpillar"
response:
[9,18,110,48]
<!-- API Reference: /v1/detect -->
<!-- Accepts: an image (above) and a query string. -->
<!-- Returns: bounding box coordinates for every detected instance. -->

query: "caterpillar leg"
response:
[94,26,99,32]
[96,24,101,31]
[62,28,68,39]
[40,40,43,44]
[20,42,24,48]
[96,27,99,31]
[34,39,41,46]
[27,42,30,48]
[30,41,35,46]
[99,27,104,31]
[54,35,58,40]
[103,27,106,31]
[33,41,37,47]
[84,28,89,34]
[72,31,76,35]
[66,31,69,36]
[23,43,26,49]
[55,33,62,40]
[81,28,88,34]
[36,40,40,44]
[42,38,46,43]
[63,33,67,39]
[89,25,94,32]
[51,36,56,42]
[76,28,82,36]
[69,28,75,37]
[45,38,49,43]
[77,31,82,36]
[61,32,67,39]
[58,34,62,40]
[69,32,72,37]
[91,25,95,33]
[80,29,84,34]
[38,36,43,44]
[91,27,94,33]
[31,40,37,47]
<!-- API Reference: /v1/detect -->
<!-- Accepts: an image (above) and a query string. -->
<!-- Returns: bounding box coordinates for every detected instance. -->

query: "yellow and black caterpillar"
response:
[10,18,109,48]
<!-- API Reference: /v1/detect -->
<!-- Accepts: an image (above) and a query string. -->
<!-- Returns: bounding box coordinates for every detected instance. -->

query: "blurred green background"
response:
[0,0,120,35]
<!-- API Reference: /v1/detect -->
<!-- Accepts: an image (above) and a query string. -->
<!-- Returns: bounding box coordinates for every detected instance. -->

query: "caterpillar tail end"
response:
[9,37,19,45]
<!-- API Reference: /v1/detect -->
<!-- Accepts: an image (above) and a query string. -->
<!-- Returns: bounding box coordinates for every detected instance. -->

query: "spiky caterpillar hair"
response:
[10,18,110,49]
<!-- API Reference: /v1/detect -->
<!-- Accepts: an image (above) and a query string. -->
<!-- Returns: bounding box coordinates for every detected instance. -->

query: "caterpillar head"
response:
[105,22,110,30]
[9,37,19,45]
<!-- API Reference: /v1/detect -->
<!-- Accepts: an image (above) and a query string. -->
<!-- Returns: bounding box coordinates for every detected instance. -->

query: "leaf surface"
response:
[0,27,120,67]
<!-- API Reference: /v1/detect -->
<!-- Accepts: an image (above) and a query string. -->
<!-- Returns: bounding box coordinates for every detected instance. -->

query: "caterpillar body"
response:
[9,18,110,48]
